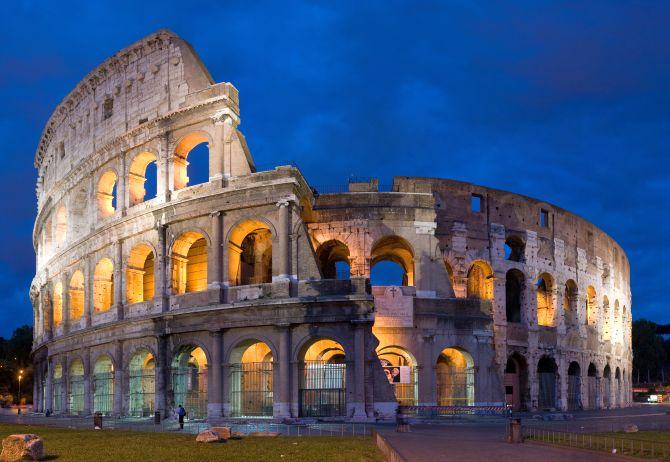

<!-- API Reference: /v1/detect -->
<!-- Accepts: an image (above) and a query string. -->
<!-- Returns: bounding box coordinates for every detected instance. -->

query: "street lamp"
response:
[17,370,23,411]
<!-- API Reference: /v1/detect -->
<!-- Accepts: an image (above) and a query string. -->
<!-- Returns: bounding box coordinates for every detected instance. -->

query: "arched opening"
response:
[53,282,63,328]
[586,286,597,326]
[316,240,351,280]
[505,269,524,323]
[504,353,528,411]
[93,258,114,313]
[436,348,474,406]
[230,341,274,417]
[603,296,611,341]
[567,361,582,411]
[377,346,417,406]
[171,346,208,419]
[52,364,63,414]
[55,206,67,247]
[97,171,118,219]
[536,273,555,327]
[504,236,525,262]
[68,359,85,415]
[171,232,208,294]
[564,280,578,327]
[614,300,620,340]
[128,151,158,206]
[603,365,612,408]
[129,349,155,417]
[587,363,599,410]
[228,220,272,286]
[173,133,210,190]
[615,367,621,408]
[466,261,493,300]
[126,244,155,304]
[299,338,346,417]
[370,236,414,286]
[93,355,114,415]
[43,216,53,258]
[69,270,85,321]
[537,356,557,410]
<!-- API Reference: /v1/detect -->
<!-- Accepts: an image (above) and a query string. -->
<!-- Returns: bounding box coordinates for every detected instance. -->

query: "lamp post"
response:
[17,370,23,413]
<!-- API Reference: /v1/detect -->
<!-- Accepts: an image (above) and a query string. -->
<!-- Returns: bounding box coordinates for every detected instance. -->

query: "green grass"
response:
[0,423,383,462]
[528,429,670,461]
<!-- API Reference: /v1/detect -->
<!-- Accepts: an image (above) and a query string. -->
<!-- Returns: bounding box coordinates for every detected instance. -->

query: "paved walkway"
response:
[381,424,621,462]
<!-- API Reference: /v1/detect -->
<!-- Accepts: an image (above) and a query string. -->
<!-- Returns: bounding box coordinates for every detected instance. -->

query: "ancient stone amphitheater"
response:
[30,30,632,421]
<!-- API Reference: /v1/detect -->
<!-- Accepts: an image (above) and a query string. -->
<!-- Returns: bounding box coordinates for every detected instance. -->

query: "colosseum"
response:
[30,30,632,422]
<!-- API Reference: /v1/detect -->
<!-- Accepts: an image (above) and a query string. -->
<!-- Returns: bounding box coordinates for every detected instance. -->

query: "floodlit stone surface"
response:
[31,30,632,423]
[195,430,222,443]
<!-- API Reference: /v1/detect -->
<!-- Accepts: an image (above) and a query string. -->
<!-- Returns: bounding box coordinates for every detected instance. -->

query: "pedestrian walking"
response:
[177,404,186,430]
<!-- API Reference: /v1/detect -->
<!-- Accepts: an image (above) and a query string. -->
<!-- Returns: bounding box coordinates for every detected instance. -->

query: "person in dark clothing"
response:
[177,404,186,429]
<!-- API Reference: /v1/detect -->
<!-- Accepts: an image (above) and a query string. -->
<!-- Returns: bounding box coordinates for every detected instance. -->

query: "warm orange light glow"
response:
[97,171,118,219]
[94,258,114,312]
[171,232,208,294]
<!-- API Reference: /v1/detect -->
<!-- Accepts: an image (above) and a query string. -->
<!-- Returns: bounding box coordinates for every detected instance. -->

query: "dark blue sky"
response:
[1,1,668,336]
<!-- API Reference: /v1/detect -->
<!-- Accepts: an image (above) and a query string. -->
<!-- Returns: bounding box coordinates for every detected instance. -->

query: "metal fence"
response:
[524,425,670,459]
[299,361,346,417]
[93,372,114,415]
[171,368,207,419]
[230,362,274,417]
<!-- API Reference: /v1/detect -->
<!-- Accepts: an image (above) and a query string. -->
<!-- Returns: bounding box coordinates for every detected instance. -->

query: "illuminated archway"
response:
[93,355,114,415]
[603,296,611,341]
[128,151,158,206]
[230,340,274,417]
[171,232,208,294]
[171,346,208,419]
[299,338,346,417]
[228,220,272,286]
[94,258,114,313]
[466,261,493,300]
[68,358,85,415]
[504,353,528,411]
[370,236,414,286]
[377,346,417,406]
[53,282,63,328]
[436,347,474,406]
[69,270,85,321]
[52,364,63,414]
[129,349,155,417]
[173,133,210,190]
[97,171,118,219]
[316,240,350,280]
[536,273,555,327]
[126,244,155,304]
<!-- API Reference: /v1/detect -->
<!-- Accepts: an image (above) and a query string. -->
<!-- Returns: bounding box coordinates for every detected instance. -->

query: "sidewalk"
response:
[380,424,622,462]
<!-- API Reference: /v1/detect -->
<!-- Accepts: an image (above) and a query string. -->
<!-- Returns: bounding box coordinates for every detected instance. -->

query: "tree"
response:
[0,325,33,405]
[633,319,666,383]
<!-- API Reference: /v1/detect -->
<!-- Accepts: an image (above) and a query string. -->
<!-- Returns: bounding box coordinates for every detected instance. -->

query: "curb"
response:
[371,429,408,462]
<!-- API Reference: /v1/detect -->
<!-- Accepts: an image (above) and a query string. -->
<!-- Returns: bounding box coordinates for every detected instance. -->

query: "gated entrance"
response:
[299,339,346,417]
[171,346,208,419]
[129,349,155,417]
[537,356,557,409]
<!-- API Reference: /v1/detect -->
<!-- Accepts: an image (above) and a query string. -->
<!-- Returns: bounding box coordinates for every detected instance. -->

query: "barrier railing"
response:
[524,425,670,459]
[399,405,508,417]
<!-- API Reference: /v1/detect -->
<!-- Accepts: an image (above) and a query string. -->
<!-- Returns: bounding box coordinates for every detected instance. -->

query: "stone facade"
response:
[31,30,632,421]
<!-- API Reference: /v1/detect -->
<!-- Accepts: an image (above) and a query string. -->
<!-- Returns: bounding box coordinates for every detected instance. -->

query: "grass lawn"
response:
[0,423,383,462]
[528,429,670,461]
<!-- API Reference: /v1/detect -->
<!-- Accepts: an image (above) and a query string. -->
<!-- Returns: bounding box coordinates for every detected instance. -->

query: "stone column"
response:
[277,326,291,418]
[118,151,127,215]
[83,349,92,415]
[115,240,124,320]
[85,257,94,327]
[208,212,223,303]
[155,224,170,312]
[155,335,168,419]
[61,359,69,414]
[418,335,436,406]
[45,359,53,413]
[209,114,225,181]
[351,323,367,420]
[275,200,291,281]
[33,366,40,412]
[62,272,70,334]
[157,132,171,202]
[113,341,123,416]
[207,331,222,419]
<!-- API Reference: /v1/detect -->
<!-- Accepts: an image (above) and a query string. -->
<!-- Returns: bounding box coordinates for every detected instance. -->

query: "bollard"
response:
[154,411,161,425]
[93,412,103,429]
[508,418,523,443]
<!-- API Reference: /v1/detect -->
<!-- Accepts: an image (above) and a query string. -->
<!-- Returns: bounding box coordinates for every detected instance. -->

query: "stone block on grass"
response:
[1,434,44,461]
